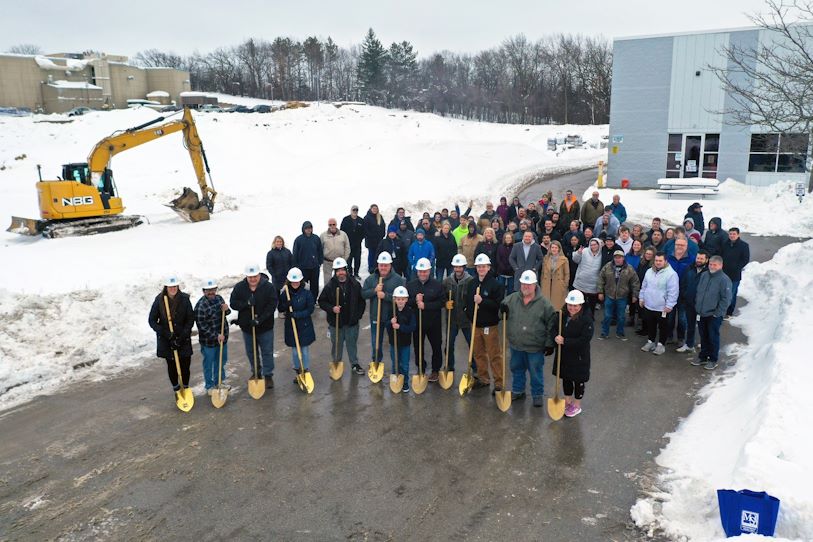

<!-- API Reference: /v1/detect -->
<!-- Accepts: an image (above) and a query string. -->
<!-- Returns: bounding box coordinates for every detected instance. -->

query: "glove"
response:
[544,346,554,356]
[499,304,509,317]
[170,336,181,350]
[445,300,454,311]
[251,318,260,327]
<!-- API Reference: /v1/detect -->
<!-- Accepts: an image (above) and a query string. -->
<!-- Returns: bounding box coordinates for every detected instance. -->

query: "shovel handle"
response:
[554,310,563,396]
[217,308,225,387]
[285,285,305,373]
[443,290,452,371]
[466,287,480,375]
[251,305,259,377]
[374,277,383,361]
[163,295,186,393]
[334,287,340,363]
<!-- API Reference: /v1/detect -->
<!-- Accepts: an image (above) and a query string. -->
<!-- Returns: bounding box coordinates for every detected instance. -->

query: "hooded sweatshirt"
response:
[682,217,703,245]
[572,238,603,294]
[703,217,725,256]
[293,221,324,270]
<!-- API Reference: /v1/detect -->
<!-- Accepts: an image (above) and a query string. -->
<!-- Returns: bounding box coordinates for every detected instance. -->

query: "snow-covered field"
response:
[0,104,606,410]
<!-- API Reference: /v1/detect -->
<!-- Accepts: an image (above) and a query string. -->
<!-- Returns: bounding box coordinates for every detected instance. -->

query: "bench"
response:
[656,178,720,199]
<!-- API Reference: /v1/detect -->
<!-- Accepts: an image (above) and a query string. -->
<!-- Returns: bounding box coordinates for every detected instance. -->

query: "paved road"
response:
[0,174,805,541]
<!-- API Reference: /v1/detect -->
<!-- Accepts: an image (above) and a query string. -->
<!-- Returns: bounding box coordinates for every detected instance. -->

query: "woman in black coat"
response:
[148,278,195,395]
[278,269,316,375]
[266,235,293,293]
[363,204,387,273]
[553,290,594,417]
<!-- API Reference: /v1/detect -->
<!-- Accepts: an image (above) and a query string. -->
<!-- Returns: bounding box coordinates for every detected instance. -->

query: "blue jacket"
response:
[407,239,436,270]
[292,222,323,270]
[679,265,707,304]
[667,251,693,280]
[664,238,699,261]
[608,202,627,224]
[278,284,316,347]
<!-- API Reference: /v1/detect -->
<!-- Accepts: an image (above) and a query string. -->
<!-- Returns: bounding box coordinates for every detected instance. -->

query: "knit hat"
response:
[387,224,398,233]
[415,228,425,236]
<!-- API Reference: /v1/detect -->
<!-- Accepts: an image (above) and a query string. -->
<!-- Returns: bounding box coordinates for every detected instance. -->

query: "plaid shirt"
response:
[194,294,230,347]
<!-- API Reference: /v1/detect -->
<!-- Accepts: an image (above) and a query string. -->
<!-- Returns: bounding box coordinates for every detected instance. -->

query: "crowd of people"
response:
[149,189,750,417]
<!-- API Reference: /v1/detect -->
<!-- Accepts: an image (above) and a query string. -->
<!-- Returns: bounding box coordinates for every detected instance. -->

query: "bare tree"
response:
[711,0,813,190]
[6,43,42,55]
[134,49,184,68]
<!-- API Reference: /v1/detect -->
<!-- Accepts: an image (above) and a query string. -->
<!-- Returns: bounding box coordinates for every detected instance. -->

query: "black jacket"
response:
[464,274,504,327]
[703,218,726,256]
[377,236,407,275]
[341,214,366,247]
[552,309,593,382]
[149,290,195,359]
[406,277,446,325]
[600,242,622,268]
[474,240,499,271]
[721,237,750,282]
[317,276,366,327]
[684,207,706,235]
[363,211,386,249]
[266,246,293,289]
[680,264,707,304]
[388,304,417,346]
[292,222,323,271]
[432,232,458,269]
[229,273,278,333]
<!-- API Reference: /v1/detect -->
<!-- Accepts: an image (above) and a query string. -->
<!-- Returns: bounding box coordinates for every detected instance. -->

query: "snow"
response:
[585,179,813,236]
[178,91,212,97]
[146,90,170,98]
[208,93,286,107]
[34,55,88,71]
[631,240,813,541]
[48,80,102,90]
[0,105,606,410]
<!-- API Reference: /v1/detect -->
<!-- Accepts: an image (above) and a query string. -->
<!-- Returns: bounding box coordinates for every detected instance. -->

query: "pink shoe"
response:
[565,403,582,418]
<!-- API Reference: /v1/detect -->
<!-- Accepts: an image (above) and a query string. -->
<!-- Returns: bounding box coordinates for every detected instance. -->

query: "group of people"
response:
[149,189,749,418]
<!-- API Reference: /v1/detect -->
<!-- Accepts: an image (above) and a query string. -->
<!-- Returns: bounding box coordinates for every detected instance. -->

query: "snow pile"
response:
[631,239,813,541]
[0,105,606,410]
[48,80,102,90]
[585,178,813,237]
[208,93,286,107]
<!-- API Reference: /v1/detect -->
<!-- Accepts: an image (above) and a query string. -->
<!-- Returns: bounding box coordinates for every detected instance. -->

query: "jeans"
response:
[601,297,628,336]
[684,304,698,347]
[366,245,378,274]
[369,318,386,362]
[498,274,514,296]
[329,323,359,364]
[726,280,740,316]
[435,265,452,280]
[389,344,411,376]
[698,315,722,362]
[671,300,687,343]
[348,244,362,276]
[200,343,228,389]
[447,323,472,371]
[242,328,275,377]
[509,348,545,396]
[292,345,310,371]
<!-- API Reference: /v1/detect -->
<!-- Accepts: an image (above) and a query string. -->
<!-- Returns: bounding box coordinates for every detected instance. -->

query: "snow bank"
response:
[631,240,813,541]
[585,179,813,237]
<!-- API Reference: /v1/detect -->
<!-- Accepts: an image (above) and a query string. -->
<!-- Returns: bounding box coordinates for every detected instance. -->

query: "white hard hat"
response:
[164,275,180,287]
[332,257,348,270]
[519,270,537,285]
[201,278,218,290]
[451,254,467,267]
[377,252,393,264]
[393,286,409,298]
[287,267,304,282]
[474,253,491,266]
[565,290,585,305]
[244,264,261,277]
[415,258,432,271]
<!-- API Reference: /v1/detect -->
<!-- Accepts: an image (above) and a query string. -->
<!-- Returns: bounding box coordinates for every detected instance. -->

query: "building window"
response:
[748,133,809,173]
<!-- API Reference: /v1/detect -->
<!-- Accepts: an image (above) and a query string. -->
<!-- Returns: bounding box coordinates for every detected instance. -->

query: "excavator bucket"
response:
[167,187,211,222]
[7,216,44,236]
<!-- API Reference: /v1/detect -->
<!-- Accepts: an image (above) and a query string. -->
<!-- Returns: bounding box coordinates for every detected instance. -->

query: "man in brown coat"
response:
[597,250,640,339]
[580,190,605,230]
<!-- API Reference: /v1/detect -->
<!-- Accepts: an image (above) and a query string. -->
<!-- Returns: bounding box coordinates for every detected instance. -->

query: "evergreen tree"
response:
[356,28,388,105]
[386,41,418,108]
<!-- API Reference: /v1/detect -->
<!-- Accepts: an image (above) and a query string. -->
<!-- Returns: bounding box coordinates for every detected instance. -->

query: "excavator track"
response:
[19,215,145,238]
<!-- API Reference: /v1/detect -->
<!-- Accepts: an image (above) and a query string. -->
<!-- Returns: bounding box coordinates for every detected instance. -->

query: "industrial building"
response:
[0,52,190,113]
[607,26,812,188]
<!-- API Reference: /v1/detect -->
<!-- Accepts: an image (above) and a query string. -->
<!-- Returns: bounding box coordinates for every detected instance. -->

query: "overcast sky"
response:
[4,0,770,58]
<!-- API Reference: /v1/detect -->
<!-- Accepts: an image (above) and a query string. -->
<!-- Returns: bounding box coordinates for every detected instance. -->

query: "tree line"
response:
[134,29,611,125]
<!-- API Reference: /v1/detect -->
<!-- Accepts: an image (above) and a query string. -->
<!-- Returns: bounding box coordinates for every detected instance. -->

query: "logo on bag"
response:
[740,510,759,533]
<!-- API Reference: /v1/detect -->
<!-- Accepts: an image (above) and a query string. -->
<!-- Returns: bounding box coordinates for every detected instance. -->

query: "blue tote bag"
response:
[717,489,780,537]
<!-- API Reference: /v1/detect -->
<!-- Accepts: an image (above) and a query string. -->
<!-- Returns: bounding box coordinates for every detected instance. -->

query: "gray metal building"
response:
[607,27,811,188]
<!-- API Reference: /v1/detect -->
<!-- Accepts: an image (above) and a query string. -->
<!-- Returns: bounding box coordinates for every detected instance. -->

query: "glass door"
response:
[683,135,702,178]
[665,133,720,179]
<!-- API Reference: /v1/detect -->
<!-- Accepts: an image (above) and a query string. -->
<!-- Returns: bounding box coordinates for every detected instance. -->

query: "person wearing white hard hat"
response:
[499,270,556,407]
[230,264,279,389]
[442,253,474,373]
[362,251,406,370]
[278,267,316,379]
[407,228,436,277]
[407,257,446,382]
[509,230,544,287]
[317,257,367,375]
[321,218,351,289]
[553,290,594,417]
[389,286,417,392]
[464,253,505,391]
[194,279,231,395]
[148,276,196,399]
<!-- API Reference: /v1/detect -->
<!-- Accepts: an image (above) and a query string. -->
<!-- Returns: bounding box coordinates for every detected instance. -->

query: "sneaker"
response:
[265,377,274,389]
[511,391,526,400]
[428,372,439,383]
[598,333,608,340]
[565,404,582,418]
[653,343,666,355]
[703,360,718,370]
[352,364,365,375]
[616,333,627,341]
[641,340,656,352]
[532,395,544,407]
[675,344,692,353]
[690,358,705,366]
[402,381,410,393]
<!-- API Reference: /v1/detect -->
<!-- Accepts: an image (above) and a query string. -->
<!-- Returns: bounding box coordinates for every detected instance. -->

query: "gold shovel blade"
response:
[247,377,266,400]
[495,391,512,412]
[547,396,566,421]
[368,362,384,383]
[389,373,404,393]
[211,387,228,408]
[329,361,344,381]
[458,373,474,396]
[411,374,428,395]
[298,372,315,394]
[437,370,454,390]
[175,388,194,412]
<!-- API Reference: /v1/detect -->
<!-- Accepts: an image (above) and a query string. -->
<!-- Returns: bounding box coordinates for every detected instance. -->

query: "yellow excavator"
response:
[7,107,218,238]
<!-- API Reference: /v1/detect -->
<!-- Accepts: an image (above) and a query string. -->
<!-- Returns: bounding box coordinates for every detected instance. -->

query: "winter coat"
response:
[398,228,415,252]
[363,211,386,249]
[684,207,706,235]
[320,229,351,262]
[552,309,593,383]
[572,240,603,294]
[636,258,653,285]
[509,241,544,282]
[230,273,278,334]
[362,270,406,324]
[608,202,627,224]
[600,242,623,268]
[495,243,514,276]
[721,237,750,282]
[597,262,640,300]
[625,253,642,271]
[149,290,195,359]
[443,272,474,328]
[640,265,679,312]
[695,269,732,318]
[433,232,458,269]
[539,254,570,309]
[580,199,605,228]
[459,233,483,267]
[501,288,556,353]
[317,276,366,328]
[389,304,417,346]
[452,223,469,245]
[667,250,694,280]
[496,203,509,225]
[562,230,585,248]
[480,209,499,223]
[389,215,415,232]
[266,246,293,290]
[377,236,407,275]
[194,294,231,347]
[593,213,620,239]
[680,265,707,305]
[474,240,499,270]
[341,214,365,248]
[278,284,316,347]
[406,277,446,325]
[408,239,436,271]
[293,223,323,270]
[464,273,504,328]
[507,203,522,223]
[682,217,703,245]
[703,218,726,256]
[559,197,580,228]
